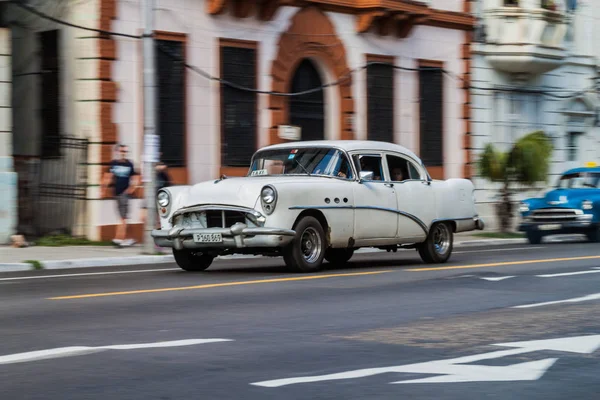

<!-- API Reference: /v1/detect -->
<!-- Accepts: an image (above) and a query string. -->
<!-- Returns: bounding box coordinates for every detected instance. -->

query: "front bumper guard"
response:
[518,214,595,233]
[151,222,296,250]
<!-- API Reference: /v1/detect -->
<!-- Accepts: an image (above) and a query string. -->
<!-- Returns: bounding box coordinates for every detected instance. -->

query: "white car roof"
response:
[258,140,421,162]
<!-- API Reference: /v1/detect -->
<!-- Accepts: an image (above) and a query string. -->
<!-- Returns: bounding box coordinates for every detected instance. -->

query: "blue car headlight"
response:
[519,202,529,213]
[582,200,593,210]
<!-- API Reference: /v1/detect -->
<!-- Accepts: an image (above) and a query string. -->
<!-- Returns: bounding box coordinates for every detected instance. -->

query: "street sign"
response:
[144,134,160,163]
[278,125,301,141]
[251,334,600,387]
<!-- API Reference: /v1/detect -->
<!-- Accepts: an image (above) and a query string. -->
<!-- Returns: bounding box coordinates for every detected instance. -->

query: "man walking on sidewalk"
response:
[101,144,139,247]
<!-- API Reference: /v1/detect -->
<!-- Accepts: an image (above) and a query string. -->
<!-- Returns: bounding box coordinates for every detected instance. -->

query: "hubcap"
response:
[301,227,322,263]
[433,224,451,255]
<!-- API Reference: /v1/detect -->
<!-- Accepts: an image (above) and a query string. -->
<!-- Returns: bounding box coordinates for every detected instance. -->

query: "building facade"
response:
[470,0,600,228]
[0,1,17,244]
[2,0,475,242]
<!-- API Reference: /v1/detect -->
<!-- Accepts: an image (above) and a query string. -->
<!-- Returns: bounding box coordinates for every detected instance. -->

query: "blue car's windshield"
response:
[557,172,600,189]
[249,147,354,180]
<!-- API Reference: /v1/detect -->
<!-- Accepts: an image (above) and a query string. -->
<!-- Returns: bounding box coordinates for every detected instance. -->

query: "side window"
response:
[386,154,423,182]
[354,154,383,181]
[336,154,354,180]
[408,162,423,180]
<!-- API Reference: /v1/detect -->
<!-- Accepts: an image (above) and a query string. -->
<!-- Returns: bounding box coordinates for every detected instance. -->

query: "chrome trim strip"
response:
[289,205,429,235]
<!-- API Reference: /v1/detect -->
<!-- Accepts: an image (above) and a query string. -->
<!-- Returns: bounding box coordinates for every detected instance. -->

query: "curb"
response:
[42,255,176,270]
[0,237,530,273]
[455,238,527,246]
[0,256,175,273]
[0,263,35,272]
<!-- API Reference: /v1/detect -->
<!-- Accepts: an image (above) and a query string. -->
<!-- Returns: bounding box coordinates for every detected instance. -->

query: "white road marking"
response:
[480,276,516,282]
[0,339,233,365]
[0,268,179,282]
[512,293,600,309]
[536,270,600,278]
[454,247,544,254]
[251,335,600,387]
[447,275,515,282]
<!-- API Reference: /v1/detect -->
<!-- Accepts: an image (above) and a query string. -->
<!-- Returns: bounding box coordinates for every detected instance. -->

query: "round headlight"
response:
[157,190,170,207]
[582,200,593,210]
[519,202,529,213]
[261,187,275,204]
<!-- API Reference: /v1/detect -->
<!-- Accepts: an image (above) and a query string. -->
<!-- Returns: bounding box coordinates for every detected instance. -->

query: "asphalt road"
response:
[1,240,600,399]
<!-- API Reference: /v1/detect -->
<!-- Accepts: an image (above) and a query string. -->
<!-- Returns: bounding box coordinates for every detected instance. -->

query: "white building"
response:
[1,0,475,242]
[471,0,600,228]
[0,1,17,244]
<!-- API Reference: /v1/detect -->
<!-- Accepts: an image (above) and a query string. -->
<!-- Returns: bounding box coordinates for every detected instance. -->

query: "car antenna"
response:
[214,174,227,184]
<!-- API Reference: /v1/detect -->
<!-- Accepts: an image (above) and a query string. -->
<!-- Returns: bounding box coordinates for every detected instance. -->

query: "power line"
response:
[13,0,599,100]
[9,0,141,39]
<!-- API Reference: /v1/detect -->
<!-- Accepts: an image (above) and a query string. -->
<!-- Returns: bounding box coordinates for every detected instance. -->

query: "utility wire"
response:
[13,0,599,100]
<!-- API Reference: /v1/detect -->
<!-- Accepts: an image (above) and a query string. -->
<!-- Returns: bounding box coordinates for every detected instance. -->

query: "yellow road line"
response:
[406,255,600,272]
[48,270,393,300]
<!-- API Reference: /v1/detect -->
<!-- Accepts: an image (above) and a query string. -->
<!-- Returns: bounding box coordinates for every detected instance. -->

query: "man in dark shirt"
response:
[101,144,139,247]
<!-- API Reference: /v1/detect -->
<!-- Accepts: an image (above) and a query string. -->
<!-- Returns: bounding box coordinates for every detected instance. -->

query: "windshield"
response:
[556,172,600,189]
[249,147,354,179]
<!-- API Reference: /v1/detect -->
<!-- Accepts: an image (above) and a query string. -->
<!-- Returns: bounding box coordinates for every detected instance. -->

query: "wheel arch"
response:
[429,219,457,233]
[293,209,330,245]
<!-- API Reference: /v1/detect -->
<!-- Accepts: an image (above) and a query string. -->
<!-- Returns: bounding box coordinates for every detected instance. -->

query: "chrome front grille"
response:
[205,210,246,228]
[531,208,582,223]
[176,209,255,229]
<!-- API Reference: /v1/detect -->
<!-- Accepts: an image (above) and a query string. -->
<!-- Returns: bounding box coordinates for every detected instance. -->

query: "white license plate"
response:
[539,224,561,231]
[193,233,223,243]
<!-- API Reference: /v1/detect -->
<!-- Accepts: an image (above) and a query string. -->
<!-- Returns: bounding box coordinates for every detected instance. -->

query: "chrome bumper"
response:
[151,222,296,250]
[454,216,485,233]
[518,214,595,232]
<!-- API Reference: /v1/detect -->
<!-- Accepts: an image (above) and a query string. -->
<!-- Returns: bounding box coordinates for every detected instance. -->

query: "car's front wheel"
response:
[283,216,326,273]
[173,249,215,272]
[526,231,542,245]
[586,227,600,243]
[418,222,453,264]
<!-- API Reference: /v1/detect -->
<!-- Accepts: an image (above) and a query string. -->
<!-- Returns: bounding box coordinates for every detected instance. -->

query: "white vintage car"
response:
[152,140,484,272]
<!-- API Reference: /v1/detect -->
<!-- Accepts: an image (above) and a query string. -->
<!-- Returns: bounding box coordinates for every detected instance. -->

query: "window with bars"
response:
[419,66,444,167]
[567,132,582,162]
[366,61,394,143]
[155,38,186,167]
[220,45,257,167]
[39,29,61,159]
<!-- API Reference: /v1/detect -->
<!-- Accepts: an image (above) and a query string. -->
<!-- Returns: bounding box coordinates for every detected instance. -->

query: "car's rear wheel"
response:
[325,248,354,266]
[418,222,453,264]
[586,227,600,243]
[526,231,543,245]
[173,249,215,272]
[283,216,326,273]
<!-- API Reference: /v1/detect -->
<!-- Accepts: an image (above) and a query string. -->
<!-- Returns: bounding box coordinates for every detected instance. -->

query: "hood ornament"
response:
[214,174,228,184]
[548,195,568,205]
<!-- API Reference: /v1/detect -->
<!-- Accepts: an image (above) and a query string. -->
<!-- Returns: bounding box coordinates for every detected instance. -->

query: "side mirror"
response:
[359,171,374,182]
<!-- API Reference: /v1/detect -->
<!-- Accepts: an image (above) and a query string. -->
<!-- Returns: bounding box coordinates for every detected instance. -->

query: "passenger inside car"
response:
[358,156,382,180]
[391,167,405,181]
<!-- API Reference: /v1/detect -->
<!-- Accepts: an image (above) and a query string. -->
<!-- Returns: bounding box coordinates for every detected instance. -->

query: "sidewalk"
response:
[0,232,530,273]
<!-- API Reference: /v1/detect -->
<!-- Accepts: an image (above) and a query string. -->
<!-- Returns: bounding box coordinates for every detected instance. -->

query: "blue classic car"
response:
[518,163,600,244]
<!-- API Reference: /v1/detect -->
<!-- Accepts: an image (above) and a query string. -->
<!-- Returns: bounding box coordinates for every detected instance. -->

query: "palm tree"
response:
[477,130,553,233]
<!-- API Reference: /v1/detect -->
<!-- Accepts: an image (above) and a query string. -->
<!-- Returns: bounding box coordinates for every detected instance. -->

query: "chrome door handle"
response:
[384,183,394,188]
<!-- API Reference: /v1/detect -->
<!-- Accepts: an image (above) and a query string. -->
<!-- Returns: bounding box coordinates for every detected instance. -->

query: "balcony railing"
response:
[482,5,568,75]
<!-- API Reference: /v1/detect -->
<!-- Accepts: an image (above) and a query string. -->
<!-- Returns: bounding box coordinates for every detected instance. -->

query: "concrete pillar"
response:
[0,27,17,244]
